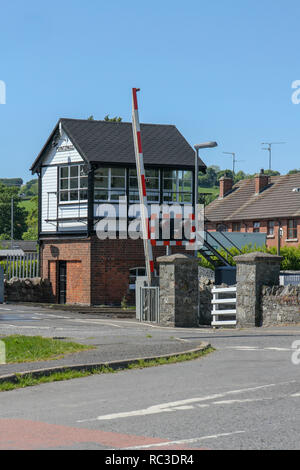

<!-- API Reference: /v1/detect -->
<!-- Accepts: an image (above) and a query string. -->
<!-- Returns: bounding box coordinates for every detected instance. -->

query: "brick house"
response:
[30,118,205,305]
[205,170,300,249]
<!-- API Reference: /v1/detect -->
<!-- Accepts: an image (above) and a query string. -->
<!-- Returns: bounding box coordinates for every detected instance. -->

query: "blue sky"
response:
[1,0,300,182]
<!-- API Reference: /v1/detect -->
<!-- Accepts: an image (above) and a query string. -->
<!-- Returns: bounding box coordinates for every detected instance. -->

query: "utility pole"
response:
[261,142,286,171]
[11,197,14,249]
[223,152,244,176]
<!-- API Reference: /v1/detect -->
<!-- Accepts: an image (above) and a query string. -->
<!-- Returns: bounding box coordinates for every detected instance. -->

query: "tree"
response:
[87,115,94,121]
[288,169,300,175]
[22,195,38,240]
[104,114,122,122]
[263,169,280,176]
[0,183,27,239]
[0,178,23,188]
[20,179,38,198]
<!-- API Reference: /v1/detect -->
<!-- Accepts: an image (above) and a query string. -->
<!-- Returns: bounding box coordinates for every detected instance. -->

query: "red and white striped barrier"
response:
[132,88,154,284]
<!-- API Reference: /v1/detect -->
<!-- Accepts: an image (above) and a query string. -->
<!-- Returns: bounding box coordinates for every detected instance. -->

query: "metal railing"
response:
[4,253,39,280]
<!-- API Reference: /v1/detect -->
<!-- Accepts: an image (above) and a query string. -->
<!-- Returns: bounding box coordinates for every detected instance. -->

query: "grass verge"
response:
[0,335,94,363]
[0,346,215,392]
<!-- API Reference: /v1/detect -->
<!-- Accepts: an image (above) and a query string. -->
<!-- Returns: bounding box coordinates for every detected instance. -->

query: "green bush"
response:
[198,243,300,271]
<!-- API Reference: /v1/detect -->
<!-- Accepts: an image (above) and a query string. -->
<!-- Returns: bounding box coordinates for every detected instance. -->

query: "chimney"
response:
[255,169,269,195]
[219,176,233,198]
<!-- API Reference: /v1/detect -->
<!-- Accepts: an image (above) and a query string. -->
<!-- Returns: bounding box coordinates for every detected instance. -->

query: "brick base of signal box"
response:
[40,237,188,306]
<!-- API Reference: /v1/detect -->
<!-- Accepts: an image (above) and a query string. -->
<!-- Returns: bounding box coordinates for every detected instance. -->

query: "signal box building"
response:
[31,118,206,305]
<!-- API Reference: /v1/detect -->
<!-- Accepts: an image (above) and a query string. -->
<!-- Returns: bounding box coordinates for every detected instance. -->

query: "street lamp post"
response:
[194,142,218,255]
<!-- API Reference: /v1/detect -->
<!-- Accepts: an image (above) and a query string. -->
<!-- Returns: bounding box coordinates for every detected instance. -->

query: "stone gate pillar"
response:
[157,253,199,327]
[234,252,282,328]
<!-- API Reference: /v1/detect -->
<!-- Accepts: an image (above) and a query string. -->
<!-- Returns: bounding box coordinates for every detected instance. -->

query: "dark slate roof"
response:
[205,173,300,222]
[0,240,37,253]
[31,118,206,172]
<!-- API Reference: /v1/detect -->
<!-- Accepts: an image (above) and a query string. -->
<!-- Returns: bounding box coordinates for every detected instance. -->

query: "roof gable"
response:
[31,118,206,173]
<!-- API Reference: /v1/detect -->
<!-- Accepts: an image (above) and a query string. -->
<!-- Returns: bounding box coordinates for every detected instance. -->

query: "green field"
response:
[20,199,37,213]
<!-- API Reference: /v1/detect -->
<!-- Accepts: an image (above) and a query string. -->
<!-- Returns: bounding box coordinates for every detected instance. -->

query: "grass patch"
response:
[0,346,215,392]
[1,335,94,363]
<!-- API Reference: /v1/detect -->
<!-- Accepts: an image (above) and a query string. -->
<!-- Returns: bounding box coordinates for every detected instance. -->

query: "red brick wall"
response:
[40,236,187,306]
[41,239,91,305]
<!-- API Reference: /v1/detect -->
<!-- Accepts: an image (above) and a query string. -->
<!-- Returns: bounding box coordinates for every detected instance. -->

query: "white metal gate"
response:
[211,286,236,327]
[137,286,160,323]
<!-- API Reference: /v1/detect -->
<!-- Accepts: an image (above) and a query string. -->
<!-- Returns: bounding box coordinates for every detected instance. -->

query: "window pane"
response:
[70,166,79,178]
[70,190,78,201]
[111,176,125,188]
[163,191,173,202]
[80,165,87,177]
[111,191,126,201]
[60,167,69,178]
[129,177,138,188]
[183,193,192,203]
[183,171,192,180]
[146,178,159,190]
[60,179,68,190]
[94,176,108,189]
[164,170,176,179]
[145,169,159,178]
[95,168,109,178]
[111,167,125,177]
[163,179,173,190]
[70,178,78,189]
[80,189,88,200]
[129,169,137,177]
[80,177,88,189]
[60,191,68,202]
[148,192,160,202]
[95,190,108,201]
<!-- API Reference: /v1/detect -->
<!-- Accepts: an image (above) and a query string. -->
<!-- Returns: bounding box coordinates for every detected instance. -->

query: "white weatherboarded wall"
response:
[41,130,86,233]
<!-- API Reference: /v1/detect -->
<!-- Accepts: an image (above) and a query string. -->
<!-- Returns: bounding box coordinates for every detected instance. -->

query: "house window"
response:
[232,222,241,232]
[129,169,160,203]
[59,165,88,202]
[253,221,260,233]
[267,221,275,236]
[163,170,193,203]
[217,224,228,232]
[94,167,126,201]
[288,219,297,239]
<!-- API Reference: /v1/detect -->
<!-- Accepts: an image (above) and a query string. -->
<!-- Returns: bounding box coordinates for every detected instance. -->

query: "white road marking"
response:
[0,308,12,311]
[72,319,122,328]
[223,346,292,352]
[77,381,295,423]
[213,398,271,405]
[291,392,300,397]
[125,431,246,450]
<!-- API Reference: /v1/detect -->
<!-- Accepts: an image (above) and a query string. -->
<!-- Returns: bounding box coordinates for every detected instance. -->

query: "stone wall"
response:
[199,278,214,325]
[157,254,199,327]
[4,278,54,303]
[262,285,300,326]
[234,252,282,327]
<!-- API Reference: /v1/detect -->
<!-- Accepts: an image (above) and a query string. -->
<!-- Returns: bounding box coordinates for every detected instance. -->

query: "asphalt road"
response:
[1,304,300,450]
